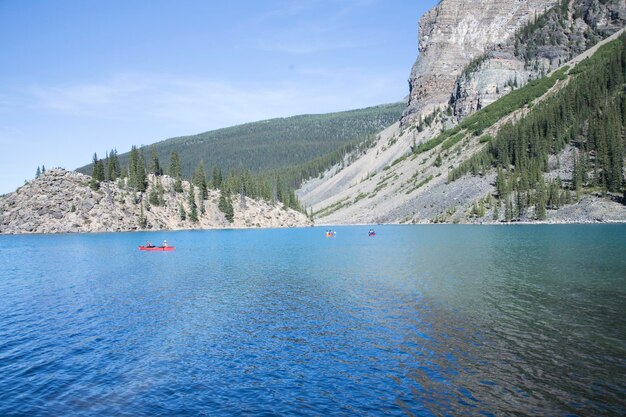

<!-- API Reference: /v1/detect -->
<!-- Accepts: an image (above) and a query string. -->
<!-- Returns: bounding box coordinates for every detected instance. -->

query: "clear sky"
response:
[0,0,438,194]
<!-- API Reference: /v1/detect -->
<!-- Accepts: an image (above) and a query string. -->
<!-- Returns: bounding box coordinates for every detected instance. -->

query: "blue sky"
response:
[0,0,437,194]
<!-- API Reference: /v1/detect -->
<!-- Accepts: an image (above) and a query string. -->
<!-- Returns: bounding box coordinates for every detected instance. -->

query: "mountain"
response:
[300,0,626,224]
[77,103,404,180]
[401,0,558,125]
[0,169,311,234]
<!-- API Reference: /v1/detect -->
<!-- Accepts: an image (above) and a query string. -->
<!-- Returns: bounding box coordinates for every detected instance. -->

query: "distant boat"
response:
[325,230,336,237]
[139,246,174,251]
[368,229,375,237]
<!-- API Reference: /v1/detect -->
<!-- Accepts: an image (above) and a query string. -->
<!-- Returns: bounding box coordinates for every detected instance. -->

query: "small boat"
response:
[139,246,174,251]
[368,229,375,236]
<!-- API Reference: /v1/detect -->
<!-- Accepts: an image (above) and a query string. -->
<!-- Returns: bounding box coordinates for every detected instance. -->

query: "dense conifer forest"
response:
[448,33,625,221]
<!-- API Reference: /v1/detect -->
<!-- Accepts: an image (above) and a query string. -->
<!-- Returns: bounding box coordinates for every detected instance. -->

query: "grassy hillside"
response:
[78,103,403,179]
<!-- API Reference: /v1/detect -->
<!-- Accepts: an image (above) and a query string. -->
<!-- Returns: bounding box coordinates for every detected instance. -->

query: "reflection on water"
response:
[0,225,625,416]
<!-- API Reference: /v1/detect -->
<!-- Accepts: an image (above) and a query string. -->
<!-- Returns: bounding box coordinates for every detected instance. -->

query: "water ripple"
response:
[0,225,625,415]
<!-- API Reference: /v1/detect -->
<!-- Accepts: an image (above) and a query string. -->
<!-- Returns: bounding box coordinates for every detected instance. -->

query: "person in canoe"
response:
[146,241,155,248]
[161,240,168,248]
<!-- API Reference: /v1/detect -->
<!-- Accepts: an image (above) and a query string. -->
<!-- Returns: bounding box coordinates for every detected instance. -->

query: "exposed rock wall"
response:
[450,0,626,118]
[401,0,558,125]
[0,169,311,234]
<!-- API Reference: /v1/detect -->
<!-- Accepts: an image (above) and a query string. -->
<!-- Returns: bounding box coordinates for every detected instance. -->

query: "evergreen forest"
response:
[448,33,625,221]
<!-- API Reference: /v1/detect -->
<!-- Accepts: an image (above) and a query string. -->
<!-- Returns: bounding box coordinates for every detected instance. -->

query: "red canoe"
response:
[139,246,175,251]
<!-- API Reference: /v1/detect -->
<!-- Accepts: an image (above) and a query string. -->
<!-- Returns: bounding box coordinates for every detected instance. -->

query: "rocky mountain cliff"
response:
[401,0,558,125]
[299,1,626,225]
[450,0,626,119]
[0,169,311,234]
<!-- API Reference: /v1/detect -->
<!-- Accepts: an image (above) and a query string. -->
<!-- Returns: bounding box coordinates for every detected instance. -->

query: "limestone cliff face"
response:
[401,0,558,125]
[450,0,626,118]
[0,169,311,234]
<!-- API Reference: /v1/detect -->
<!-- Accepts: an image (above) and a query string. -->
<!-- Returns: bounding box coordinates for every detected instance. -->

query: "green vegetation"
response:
[513,0,606,70]
[90,153,105,190]
[315,197,350,218]
[412,66,569,160]
[441,132,464,151]
[218,191,234,223]
[127,146,147,192]
[81,103,403,213]
[450,34,626,221]
[405,175,433,195]
[187,184,198,223]
[105,150,121,181]
[149,145,163,176]
[79,103,402,179]
[168,151,184,192]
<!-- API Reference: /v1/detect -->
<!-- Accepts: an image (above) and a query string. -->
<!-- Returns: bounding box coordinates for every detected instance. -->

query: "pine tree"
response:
[149,181,160,206]
[188,184,198,222]
[168,151,181,178]
[90,153,105,190]
[573,150,584,190]
[179,202,186,220]
[218,188,234,223]
[212,167,222,189]
[240,183,247,210]
[137,151,147,192]
[128,146,147,191]
[434,153,442,167]
[35,166,41,178]
[104,151,110,181]
[168,151,183,193]
[139,203,147,229]
[150,145,163,176]
[41,165,45,173]
[505,197,513,222]
[129,146,139,189]
[536,178,547,220]
[106,149,121,181]
[192,161,208,199]
[496,167,507,198]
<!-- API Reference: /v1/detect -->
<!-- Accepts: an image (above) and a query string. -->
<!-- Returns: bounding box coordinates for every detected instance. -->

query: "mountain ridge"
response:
[77,102,405,180]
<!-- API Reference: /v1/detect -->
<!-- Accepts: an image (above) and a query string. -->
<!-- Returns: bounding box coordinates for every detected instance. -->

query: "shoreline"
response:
[3,220,626,236]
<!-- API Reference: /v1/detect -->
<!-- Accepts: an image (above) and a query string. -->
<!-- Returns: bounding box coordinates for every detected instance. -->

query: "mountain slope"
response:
[77,103,404,179]
[299,28,626,224]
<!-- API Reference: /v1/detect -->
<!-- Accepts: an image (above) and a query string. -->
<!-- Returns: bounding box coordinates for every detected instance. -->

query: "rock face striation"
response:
[0,169,311,234]
[401,0,626,125]
[401,0,558,125]
[450,0,626,119]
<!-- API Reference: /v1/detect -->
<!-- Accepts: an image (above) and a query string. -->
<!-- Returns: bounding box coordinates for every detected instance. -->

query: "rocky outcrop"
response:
[0,169,311,234]
[401,0,558,125]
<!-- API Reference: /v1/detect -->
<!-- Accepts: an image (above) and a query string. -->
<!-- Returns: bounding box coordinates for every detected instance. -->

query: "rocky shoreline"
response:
[0,169,312,235]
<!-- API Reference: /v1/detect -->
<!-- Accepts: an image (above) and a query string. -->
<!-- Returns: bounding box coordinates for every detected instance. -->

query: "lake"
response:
[0,225,625,416]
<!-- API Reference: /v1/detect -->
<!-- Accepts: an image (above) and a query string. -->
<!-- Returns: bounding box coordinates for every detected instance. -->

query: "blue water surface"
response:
[0,225,625,416]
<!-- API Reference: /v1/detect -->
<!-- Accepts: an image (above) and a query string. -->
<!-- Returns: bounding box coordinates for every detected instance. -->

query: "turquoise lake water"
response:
[0,225,625,416]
